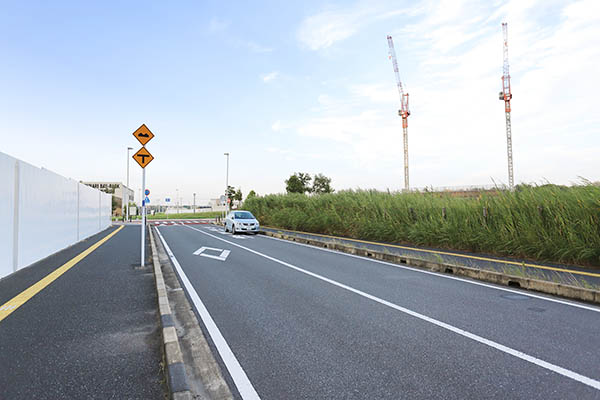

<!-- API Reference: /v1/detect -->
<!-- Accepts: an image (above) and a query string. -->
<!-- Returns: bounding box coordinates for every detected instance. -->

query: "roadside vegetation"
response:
[244,183,600,266]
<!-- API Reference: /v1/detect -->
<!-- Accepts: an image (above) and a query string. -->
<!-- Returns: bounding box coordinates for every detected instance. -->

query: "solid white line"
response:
[262,234,600,313]
[186,225,600,391]
[155,227,261,400]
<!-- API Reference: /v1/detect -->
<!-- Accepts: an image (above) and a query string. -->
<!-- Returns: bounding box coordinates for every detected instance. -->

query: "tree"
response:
[285,172,312,194]
[247,190,257,199]
[234,188,243,203]
[226,185,236,206]
[312,173,334,194]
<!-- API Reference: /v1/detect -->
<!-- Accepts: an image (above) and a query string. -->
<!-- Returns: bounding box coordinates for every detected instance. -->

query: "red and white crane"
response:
[387,35,410,192]
[499,22,514,189]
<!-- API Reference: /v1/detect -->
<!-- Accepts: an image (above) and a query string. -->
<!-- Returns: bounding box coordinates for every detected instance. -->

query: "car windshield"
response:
[234,211,255,219]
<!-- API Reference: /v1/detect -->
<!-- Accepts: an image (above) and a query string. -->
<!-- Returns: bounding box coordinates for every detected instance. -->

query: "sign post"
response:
[132,124,155,267]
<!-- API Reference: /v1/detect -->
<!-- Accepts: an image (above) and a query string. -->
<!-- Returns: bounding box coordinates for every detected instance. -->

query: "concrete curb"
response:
[260,230,600,305]
[149,226,192,400]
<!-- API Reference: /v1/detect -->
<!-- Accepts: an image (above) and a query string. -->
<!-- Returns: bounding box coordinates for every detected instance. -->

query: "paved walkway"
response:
[0,225,165,399]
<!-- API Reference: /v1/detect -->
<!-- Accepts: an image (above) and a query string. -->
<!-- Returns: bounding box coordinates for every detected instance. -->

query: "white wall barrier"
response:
[0,151,112,280]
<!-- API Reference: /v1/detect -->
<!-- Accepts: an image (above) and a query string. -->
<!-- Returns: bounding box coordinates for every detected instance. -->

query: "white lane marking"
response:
[206,226,254,239]
[186,225,600,391]
[193,246,231,261]
[156,228,261,400]
[262,235,600,313]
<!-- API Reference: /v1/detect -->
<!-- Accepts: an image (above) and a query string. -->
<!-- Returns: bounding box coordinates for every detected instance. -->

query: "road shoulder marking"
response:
[156,227,260,400]
[186,225,600,391]
[0,225,124,323]
[263,235,600,313]
[263,227,600,278]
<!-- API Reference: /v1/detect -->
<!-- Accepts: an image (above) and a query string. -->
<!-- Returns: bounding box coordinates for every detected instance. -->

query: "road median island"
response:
[259,230,600,305]
[150,225,234,400]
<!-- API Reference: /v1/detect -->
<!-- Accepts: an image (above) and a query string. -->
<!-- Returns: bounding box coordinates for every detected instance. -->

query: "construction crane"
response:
[387,35,410,192]
[499,22,514,189]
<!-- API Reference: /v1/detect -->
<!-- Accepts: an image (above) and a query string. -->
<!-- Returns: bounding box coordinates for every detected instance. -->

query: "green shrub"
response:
[244,185,600,266]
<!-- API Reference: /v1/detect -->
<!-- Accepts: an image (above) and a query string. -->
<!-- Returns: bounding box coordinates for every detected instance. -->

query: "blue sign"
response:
[145,196,150,204]
[145,189,150,196]
[165,198,171,202]
[142,199,145,206]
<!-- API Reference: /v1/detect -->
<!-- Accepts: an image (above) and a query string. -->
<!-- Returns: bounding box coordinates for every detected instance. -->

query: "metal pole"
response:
[176,189,179,214]
[193,193,196,213]
[126,147,132,221]
[141,169,146,267]
[224,152,229,213]
[403,121,409,192]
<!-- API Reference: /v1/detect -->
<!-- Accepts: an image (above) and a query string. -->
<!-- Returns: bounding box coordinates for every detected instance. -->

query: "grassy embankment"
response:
[244,184,600,267]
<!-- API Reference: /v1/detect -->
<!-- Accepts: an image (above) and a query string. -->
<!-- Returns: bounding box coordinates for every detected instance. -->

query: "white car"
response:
[224,210,260,234]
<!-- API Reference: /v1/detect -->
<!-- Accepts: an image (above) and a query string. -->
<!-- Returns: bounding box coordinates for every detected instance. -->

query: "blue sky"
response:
[1,0,598,205]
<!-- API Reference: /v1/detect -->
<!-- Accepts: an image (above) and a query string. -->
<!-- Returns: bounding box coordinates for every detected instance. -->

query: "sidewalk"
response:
[0,225,166,399]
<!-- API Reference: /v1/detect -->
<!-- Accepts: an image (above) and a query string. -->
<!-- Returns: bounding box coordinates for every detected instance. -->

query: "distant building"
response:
[209,198,227,212]
[209,197,240,211]
[81,182,135,216]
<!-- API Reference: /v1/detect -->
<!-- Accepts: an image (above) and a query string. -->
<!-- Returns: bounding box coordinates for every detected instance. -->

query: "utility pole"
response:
[224,152,230,213]
[387,35,411,192]
[499,22,514,189]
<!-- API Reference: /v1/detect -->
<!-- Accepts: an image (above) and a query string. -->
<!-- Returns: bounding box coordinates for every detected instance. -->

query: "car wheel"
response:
[224,224,228,233]
[232,225,236,235]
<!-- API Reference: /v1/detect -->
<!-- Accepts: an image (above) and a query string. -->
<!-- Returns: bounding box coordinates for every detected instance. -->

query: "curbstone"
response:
[148,226,192,399]
[528,278,558,296]
[161,313,175,328]
[165,341,184,365]
[162,325,178,345]
[167,362,190,393]
[260,230,600,305]
[159,301,172,317]
[172,391,192,400]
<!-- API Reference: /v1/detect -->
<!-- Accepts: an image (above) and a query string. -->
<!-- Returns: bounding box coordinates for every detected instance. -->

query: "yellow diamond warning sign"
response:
[132,124,155,146]
[133,147,154,168]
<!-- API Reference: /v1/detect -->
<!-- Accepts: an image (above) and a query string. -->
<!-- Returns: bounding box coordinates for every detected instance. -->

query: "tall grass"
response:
[245,184,600,266]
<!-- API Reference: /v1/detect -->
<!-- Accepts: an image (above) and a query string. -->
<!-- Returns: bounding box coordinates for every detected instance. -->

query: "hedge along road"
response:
[156,224,600,400]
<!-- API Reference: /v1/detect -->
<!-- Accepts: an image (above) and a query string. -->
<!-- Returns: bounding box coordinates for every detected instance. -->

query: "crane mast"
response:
[387,35,410,192]
[499,22,514,189]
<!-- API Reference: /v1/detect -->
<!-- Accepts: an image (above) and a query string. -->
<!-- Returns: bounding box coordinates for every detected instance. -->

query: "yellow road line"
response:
[0,225,124,323]
[266,226,600,278]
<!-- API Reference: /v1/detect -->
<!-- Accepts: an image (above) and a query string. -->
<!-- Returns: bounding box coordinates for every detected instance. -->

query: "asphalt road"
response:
[157,223,600,400]
[261,226,600,287]
[0,225,165,399]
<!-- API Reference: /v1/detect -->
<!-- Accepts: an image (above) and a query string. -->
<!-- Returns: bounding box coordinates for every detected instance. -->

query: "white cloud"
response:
[271,120,282,131]
[297,2,413,50]
[208,17,229,33]
[245,41,273,53]
[262,71,279,83]
[292,0,600,188]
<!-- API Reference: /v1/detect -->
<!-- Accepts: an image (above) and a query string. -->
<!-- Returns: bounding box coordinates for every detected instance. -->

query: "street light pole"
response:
[224,152,230,213]
[126,147,133,221]
[193,193,196,213]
